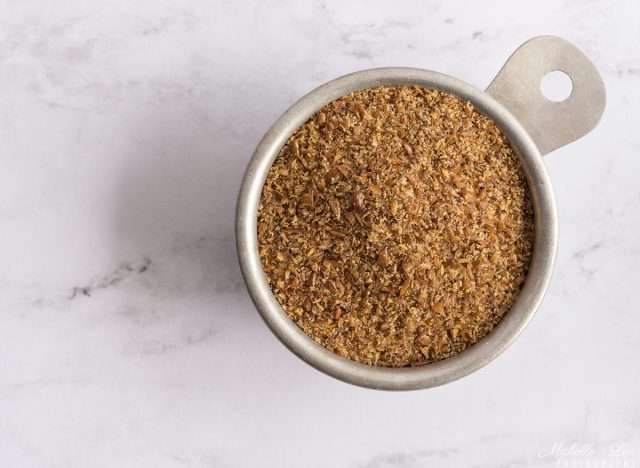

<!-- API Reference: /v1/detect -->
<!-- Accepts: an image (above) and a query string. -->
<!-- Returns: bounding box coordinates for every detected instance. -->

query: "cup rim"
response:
[236,67,558,390]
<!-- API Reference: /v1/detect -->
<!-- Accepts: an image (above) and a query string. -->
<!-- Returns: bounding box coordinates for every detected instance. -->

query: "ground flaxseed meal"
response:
[257,85,534,367]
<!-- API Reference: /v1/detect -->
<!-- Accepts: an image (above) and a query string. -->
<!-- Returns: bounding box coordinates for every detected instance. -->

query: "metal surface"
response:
[486,36,606,155]
[236,36,605,390]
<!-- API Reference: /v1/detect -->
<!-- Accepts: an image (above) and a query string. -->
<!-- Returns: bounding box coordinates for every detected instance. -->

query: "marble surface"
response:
[1,1,639,467]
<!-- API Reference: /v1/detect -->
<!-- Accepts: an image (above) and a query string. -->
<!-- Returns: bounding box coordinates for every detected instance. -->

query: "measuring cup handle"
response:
[485,36,606,155]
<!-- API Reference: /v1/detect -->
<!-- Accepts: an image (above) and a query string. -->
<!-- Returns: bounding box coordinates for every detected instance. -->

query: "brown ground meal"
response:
[258,85,534,367]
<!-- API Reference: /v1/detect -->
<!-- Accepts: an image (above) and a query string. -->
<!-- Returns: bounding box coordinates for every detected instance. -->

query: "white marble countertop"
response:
[1,1,639,467]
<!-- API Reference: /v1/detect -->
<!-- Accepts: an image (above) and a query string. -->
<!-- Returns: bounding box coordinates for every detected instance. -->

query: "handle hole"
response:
[540,70,573,102]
